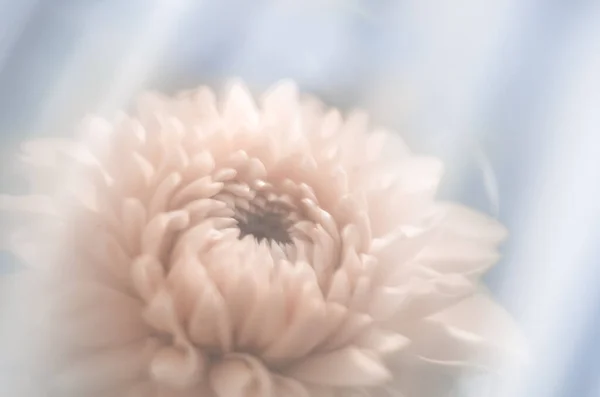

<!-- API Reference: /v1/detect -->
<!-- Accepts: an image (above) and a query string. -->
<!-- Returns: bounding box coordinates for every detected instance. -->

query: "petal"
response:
[368,286,409,322]
[143,289,186,343]
[131,255,165,302]
[237,282,286,352]
[284,347,391,387]
[435,203,508,244]
[325,313,373,350]
[424,293,527,368]
[150,345,206,389]
[222,81,259,129]
[355,328,411,355]
[262,293,328,362]
[416,236,501,276]
[370,223,438,282]
[391,274,476,323]
[141,211,190,260]
[261,80,299,123]
[209,355,273,397]
[187,279,233,352]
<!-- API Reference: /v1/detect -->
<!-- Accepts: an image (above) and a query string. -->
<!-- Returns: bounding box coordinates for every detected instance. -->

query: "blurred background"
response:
[1,1,600,396]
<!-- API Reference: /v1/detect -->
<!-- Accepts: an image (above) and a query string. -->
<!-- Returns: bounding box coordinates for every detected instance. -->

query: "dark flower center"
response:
[234,203,293,245]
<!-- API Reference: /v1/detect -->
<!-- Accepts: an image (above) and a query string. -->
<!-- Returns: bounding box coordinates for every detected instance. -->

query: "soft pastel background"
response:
[1,1,600,396]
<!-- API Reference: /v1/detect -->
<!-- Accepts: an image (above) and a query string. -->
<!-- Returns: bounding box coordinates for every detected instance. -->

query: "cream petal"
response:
[187,279,233,352]
[365,128,396,162]
[171,219,235,260]
[123,151,155,188]
[121,198,147,254]
[416,236,500,276]
[142,211,191,260]
[222,82,259,130]
[325,313,374,350]
[212,167,238,182]
[320,109,343,140]
[424,293,527,368]
[148,172,182,216]
[188,151,216,179]
[83,229,132,286]
[316,303,349,348]
[210,359,253,397]
[261,80,299,123]
[368,286,409,322]
[150,345,206,389]
[349,276,371,311]
[310,224,336,286]
[284,347,391,387]
[394,156,444,193]
[393,274,476,321]
[355,328,411,355]
[131,255,165,302]
[435,202,508,244]
[355,211,372,253]
[166,246,209,319]
[339,248,362,281]
[143,289,186,342]
[210,355,273,397]
[171,177,224,209]
[387,359,457,397]
[190,86,218,119]
[263,293,328,361]
[327,269,351,305]
[223,262,259,338]
[19,137,87,168]
[237,282,286,351]
[370,223,437,283]
[301,198,338,239]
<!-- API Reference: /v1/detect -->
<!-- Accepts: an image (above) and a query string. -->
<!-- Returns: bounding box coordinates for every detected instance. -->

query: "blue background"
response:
[1,1,600,396]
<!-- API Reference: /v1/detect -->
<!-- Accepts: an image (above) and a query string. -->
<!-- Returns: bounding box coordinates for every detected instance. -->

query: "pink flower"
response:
[0,81,523,397]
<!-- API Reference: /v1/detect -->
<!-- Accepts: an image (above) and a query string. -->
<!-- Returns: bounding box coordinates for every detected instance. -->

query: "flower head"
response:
[0,81,522,397]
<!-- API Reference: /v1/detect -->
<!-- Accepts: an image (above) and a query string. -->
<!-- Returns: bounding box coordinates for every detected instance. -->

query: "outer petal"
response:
[435,203,508,244]
[423,293,527,369]
[283,347,391,387]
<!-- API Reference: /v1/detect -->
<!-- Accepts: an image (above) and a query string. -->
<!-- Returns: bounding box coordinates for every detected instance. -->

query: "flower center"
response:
[234,199,293,245]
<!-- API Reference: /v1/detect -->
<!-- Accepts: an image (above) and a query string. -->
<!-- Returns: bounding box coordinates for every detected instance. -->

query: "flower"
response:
[0,81,523,397]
